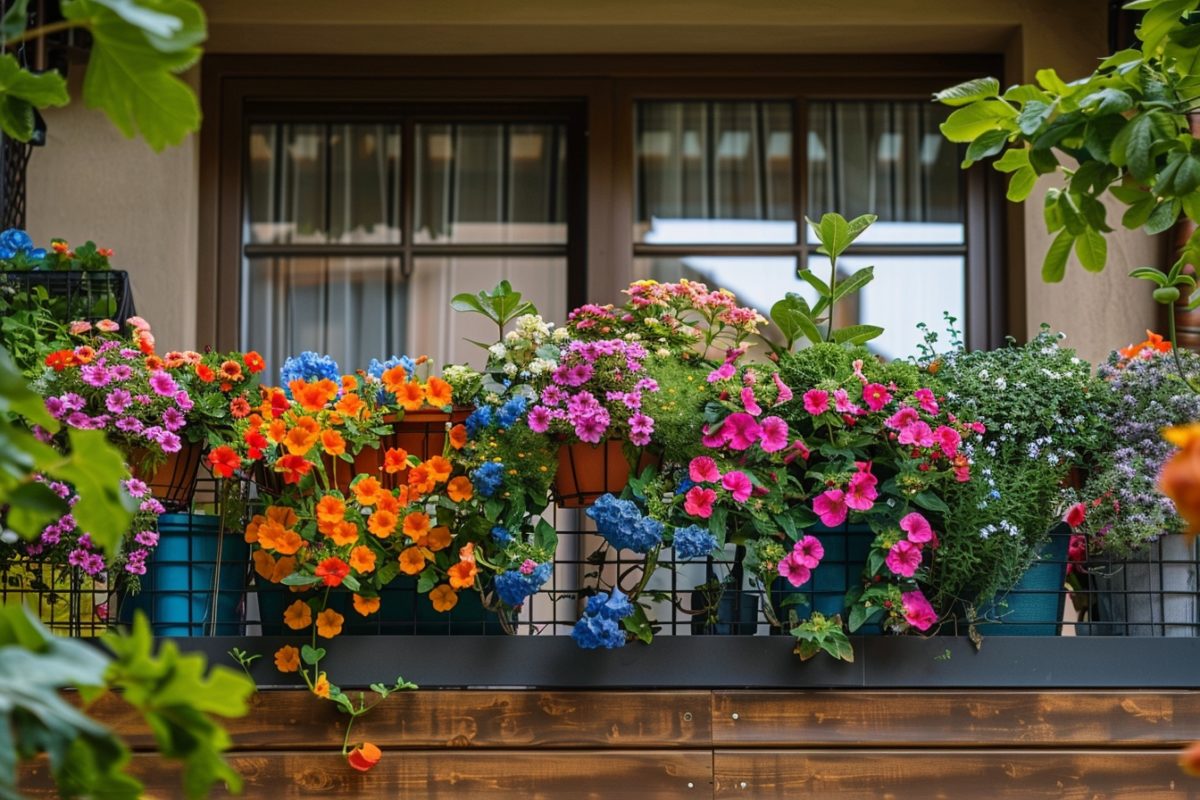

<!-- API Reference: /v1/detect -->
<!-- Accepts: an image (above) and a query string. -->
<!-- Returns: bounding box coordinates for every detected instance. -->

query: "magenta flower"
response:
[740,386,763,416]
[159,431,182,453]
[862,382,892,412]
[527,405,552,433]
[566,363,594,387]
[885,406,919,431]
[134,530,159,547]
[110,364,132,381]
[793,535,824,569]
[777,553,812,587]
[66,411,90,429]
[935,425,961,458]
[541,385,567,407]
[813,489,848,527]
[899,512,933,544]
[802,389,829,415]
[174,390,194,411]
[913,388,939,415]
[149,372,178,397]
[707,363,736,383]
[901,590,937,631]
[701,424,727,449]
[898,421,935,448]
[759,416,789,453]
[689,456,721,483]
[721,470,753,503]
[844,470,878,511]
[723,412,762,451]
[833,388,860,415]
[886,539,923,577]
[45,396,65,418]
[105,389,132,414]
[629,412,655,447]
[81,365,112,388]
[162,407,186,431]
[116,417,144,433]
[771,372,793,405]
[574,410,609,444]
[783,438,810,465]
[684,486,717,518]
[122,478,148,498]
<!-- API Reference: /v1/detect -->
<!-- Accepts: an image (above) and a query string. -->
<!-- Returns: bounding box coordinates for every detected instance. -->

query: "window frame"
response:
[200,55,1005,353]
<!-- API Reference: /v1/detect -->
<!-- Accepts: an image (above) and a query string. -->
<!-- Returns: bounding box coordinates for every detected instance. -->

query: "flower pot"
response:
[368,408,472,490]
[974,523,1070,637]
[129,440,203,511]
[770,522,880,633]
[1079,534,1199,637]
[118,513,249,636]
[689,584,760,635]
[553,439,658,508]
[252,453,355,498]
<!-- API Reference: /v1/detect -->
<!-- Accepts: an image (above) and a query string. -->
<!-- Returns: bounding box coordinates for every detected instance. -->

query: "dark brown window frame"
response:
[199,55,1005,353]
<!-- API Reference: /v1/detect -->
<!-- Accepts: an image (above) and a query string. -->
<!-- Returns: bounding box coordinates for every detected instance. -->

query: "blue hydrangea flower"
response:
[571,588,634,649]
[586,493,663,554]
[496,396,527,428]
[464,406,493,437]
[493,563,553,606]
[279,351,341,397]
[490,525,513,545]
[675,478,696,495]
[672,524,718,560]
[472,461,505,497]
[367,355,417,402]
[0,229,46,261]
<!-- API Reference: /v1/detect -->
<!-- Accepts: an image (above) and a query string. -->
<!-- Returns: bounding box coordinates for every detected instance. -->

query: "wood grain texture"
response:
[91,690,712,750]
[712,750,1200,799]
[712,691,1200,747]
[21,750,714,799]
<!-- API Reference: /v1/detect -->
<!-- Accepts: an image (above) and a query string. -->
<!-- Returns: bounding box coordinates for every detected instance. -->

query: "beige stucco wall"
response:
[27,0,1149,362]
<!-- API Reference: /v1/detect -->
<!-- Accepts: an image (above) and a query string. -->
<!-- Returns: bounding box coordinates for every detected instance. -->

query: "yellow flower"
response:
[313,672,330,698]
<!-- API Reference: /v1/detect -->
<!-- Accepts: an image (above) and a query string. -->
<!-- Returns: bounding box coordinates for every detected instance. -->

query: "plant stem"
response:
[826,254,838,342]
[1166,301,1200,394]
[4,19,86,47]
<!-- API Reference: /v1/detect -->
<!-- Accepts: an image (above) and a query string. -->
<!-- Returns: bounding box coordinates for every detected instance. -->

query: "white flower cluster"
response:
[979,519,1020,539]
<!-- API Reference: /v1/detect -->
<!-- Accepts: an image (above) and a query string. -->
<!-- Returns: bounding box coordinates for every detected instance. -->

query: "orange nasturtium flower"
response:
[315,557,351,587]
[429,584,458,612]
[402,512,431,541]
[367,509,397,538]
[266,417,288,444]
[1161,424,1200,536]
[383,447,409,474]
[326,520,360,547]
[398,546,426,575]
[352,594,381,616]
[349,545,376,574]
[313,672,331,698]
[426,455,452,484]
[335,392,365,418]
[316,495,346,524]
[1120,330,1172,359]
[353,476,385,506]
[291,378,340,412]
[284,600,312,630]
[321,429,346,456]
[284,417,322,456]
[257,519,304,555]
[274,645,300,673]
[448,560,478,590]
[207,446,241,479]
[347,742,382,772]
[447,476,473,503]
[381,365,408,395]
[276,454,313,485]
[426,525,452,552]
[407,464,435,496]
[449,424,468,450]
[396,381,426,411]
[425,376,453,408]
[253,551,296,583]
[316,608,345,638]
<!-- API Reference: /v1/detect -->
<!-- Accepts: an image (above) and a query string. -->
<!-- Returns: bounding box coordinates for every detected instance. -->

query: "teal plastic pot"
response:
[974,523,1070,636]
[119,513,249,636]
[772,523,879,632]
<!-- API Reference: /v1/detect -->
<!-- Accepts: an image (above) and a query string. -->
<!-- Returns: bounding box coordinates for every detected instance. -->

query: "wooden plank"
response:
[713,750,1200,799]
[90,690,712,750]
[713,691,1200,747]
[21,750,714,799]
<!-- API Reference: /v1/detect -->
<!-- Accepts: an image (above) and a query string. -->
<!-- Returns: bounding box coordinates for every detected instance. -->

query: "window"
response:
[633,99,966,359]
[240,108,582,375]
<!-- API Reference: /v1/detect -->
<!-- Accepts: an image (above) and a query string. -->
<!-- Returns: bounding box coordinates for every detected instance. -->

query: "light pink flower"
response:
[707,363,735,383]
[68,321,92,335]
[684,486,717,518]
[777,553,812,587]
[793,535,824,569]
[844,470,878,511]
[852,359,868,385]
[885,406,919,431]
[913,388,939,415]
[95,319,120,332]
[897,421,935,448]
[803,389,829,415]
[759,416,789,453]
[834,388,860,415]
[886,539,923,578]
[723,413,762,451]
[721,470,753,503]
[935,425,961,458]
[813,489,848,527]
[899,512,934,544]
[126,316,151,332]
[771,373,793,405]
[902,590,937,631]
[741,386,762,416]
[689,456,721,484]
[862,383,892,412]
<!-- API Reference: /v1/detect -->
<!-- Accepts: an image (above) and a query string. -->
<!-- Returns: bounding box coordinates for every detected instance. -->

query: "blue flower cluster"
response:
[672,524,719,560]
[368,355,417,402]
[464,406,492,437]
[490,525,513,545]
[494,563,553,606]
[585,494,663,554]
[572,589,634,649]
[464,397,528,437]
[472,461,505,497]
[0,229,46,261]
[279,351,341,397]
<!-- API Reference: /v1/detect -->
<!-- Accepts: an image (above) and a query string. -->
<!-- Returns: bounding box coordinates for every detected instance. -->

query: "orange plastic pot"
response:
[553,439,659,508]
[130,440,203,511]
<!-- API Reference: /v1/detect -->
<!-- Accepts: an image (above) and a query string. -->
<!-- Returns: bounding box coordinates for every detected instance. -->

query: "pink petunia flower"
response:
[913,388,939,415]
[707,363,736,383]
[813,489,848,527]
[885,406,920,431]
[886,539,923,578]
[862,383,892,412]
[759,416,789,453]
[701,423,728,449]
[935,425,961,458]
[901,590,937,631]
[802,389,829,415]
[741,386,763,416]
[844,470,878,511]
[777,553,812,587]
[689,456,721,484]
[783,438,810,464]
[148,371,178,397]
[834,388,861,415]
[793,535,824,569]
[723,413,763,451]
[684,486,717,518]
[899,512,933,544]
[527,406,552,433]
[721,470,753,503]
[771,372,793,405]
[898,421,935,448]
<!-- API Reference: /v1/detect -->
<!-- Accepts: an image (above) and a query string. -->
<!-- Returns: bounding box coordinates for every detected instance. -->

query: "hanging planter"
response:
[553,439,658,508]
[1080,534,1199,637]
[368,408,472,490]
[973,523,1071,637]
[129,441,203,512]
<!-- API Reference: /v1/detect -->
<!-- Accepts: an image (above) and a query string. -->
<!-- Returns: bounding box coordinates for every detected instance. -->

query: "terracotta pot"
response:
[553,439,659,508]
[369,408,472,490]
[252,453,354,498]
[129,440,203,511]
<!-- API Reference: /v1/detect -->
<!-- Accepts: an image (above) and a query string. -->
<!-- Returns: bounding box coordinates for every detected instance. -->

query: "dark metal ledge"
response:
[171,636,1200,690]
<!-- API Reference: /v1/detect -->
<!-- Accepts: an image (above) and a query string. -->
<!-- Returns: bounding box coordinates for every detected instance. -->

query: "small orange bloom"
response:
[312,672,330,698]
[258,519,304,555]
[349,545,376,574]
[383,447,410,474]
[426,525,452,552]
[426,455,452,484]
[144,355,165,371]
[381,365,408,394]
[398,546,426,575]
[335,393,365,418]
[353,476,385,506]
[252,548,276,579]
[73,345,95,364]
[341,374,358,394]
[265,388,290,419]
[396,381,426,411]
[326,520,360,546]
[429,584,458,612]
[407,464,435,495]
[274,645,300,673]
[425,376,453,408]
[291,378,340,412]
[368,509,397,538]
[448,559,478,590]
[316,495,347,525]
[207,446,240,479]
[284,600,312,630]
[284,416,321,456]
[376,490,401,514]
[267,417,288,444]
[244,351,265,374]
[347,742,382,772]
[196,363,216,383]
[321,429,346,456]
[352,594,381,616]
[449,424,468,450]
[276,454,313,485]
[316,608,344,638]
[230,396,252,419]
[220,360,245,382]
[402,511,431,541]
[446,476,473,503]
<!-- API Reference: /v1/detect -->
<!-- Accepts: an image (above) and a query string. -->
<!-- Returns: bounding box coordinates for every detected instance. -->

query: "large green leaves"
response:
[450,279,538,336]
[0,53,68,140]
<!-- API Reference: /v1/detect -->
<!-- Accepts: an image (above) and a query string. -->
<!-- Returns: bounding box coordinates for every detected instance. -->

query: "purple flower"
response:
[119,348,139,358]
[61,393,85,412]
[528,405,552,433]
[45,396,65,418]
[149,372,178,397]
[174,390,194,411]
[82,553,106,575]
[110,364,132,381]
[159,431,182,453]
[65,411,90,429]
[122,478,148,497]
[134,530,159,547]
[142,425,165,443]
[574,409,610,444]
[565,364,594,387]
[135,394,152,405]
[541,385,566,407]
[162,407,186,431]
[629,413,655,447]
[140,498,166,515]
[124,557,147,575]
[49,481,71,499]
[105,389,132,414]
[81,364,112,387]
[116,417,144,433]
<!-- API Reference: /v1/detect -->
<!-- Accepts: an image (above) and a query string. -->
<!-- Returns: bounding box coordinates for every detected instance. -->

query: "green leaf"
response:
[280,573,321,586]
[621,604,654,645]
[1042,230,1075,283]
[939,100,1017,143]
[1078,88,1134,115]
[300,645,326,666]
[1016,101,1052,136]
[1074,229,1108,273]
[1130,267,1171,287]
[0,54,69,141]
[797,269,830,297]
[0,0,30,40]
[1123,196,1158,228]
[1122,111,1180,180]
[963,129,1009,165]
[1156,150,1200,196]
[1006,167,1038,202]
[932,77,1000,106]
[89,0,205,51]
[534,518,558,552]
[1146,198,1182,235]
[1084,114,1126,162]
[1034,68,1070,94]
[831,324,884,345]
[911,491,950,514]
[992,147,1030,173]
[416,568,437,594]
[831,266,874,302]
[1044,190,1064,233]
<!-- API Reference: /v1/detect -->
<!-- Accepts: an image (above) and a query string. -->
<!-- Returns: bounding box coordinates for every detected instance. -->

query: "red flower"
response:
[244,351,266,374]
[267,388,290,419]
[207,446,241,479]
[230,396,251,419]
[347,742,381,772]
[196,363,216,383]
[276,454,312,485]
[315,557,351,587]
[244,429,268,461]
[45,350,76,371]
[1063,502,1087,529]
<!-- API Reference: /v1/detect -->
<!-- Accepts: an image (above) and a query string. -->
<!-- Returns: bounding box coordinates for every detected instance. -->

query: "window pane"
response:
[414,123,568,244]
[633,256,803,320]
[807,102,963,245]
[635,101,795,244]
[246,124,402,245]
[806,255,965,359]
[242,257,403,378]
[410,257,567,365]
